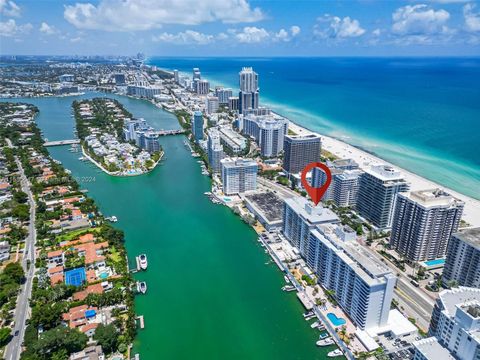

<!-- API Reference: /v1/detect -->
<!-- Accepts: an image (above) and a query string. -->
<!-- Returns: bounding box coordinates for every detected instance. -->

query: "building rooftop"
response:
[244,192,284,223]
[407,188,464,208]
[364,164,406,182]
[285,133,321,141]
[438,287,480,317]
[413,337,454,359]
[221,158,257,169]
[284,196,339,225]
[453,227,480,250]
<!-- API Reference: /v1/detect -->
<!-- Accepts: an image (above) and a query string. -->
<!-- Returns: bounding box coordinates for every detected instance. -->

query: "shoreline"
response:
[160,68,480,227]
[288,121,480,227]
[81,145,164,177]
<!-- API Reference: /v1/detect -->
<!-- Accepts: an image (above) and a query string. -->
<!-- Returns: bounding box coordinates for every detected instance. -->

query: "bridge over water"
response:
[44,139,80,147]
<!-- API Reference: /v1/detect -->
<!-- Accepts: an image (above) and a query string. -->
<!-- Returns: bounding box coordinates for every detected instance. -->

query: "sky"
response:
[1,0,480,56]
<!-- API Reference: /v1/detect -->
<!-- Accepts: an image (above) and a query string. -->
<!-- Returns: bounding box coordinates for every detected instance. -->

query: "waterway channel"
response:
[4,93,332,359]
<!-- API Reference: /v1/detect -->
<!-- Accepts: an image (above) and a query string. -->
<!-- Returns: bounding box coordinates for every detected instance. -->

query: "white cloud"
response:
[39,22,57,35]
[372,28,382,36]
[152,30,216,45]
[0,0,21,17]
[314,15,366,40]
[274,26,301,42]
[234,26,270,43]
[290,25,301,36]
[0,19,32,37]
[231,26,300,43]
[392,5,450,35]
[64,0,264,31]
[464,3,480,32]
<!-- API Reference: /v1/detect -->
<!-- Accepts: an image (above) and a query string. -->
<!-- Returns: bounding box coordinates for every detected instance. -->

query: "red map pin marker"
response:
[300,162,332,206]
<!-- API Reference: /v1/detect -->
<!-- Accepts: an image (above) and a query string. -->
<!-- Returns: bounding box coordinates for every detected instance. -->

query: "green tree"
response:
[12,204,30,221]
[94,324,119,354]
[13,191,28,203]
[0,327,11,346]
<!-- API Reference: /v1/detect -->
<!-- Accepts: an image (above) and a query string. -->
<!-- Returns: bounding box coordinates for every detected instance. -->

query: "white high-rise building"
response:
[414,287,480,360]
[390,189,464,262]
[207,128,224,173]
[242,114,289,157]
[282,196,339,256]
[221,158,258,195]
[307,224,396,330]
[356,165,410,229]
[215,87,233,104]
[205,96,219,114]
[239,67,259,114]
[311,165,363,207]
[443,228,480,288]
[195,79,210,95]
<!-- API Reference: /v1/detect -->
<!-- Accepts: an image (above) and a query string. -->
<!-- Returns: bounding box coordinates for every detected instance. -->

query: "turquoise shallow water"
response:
[149,57,480,199]
[2,94,334,359]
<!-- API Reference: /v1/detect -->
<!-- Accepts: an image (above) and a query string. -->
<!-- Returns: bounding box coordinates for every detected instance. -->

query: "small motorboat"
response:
[139,254,148,270]
[316,338,335,347]
[327,349,343,358]
[136,281,147,294]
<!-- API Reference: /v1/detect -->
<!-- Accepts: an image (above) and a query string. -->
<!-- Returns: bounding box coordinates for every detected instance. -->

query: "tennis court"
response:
[64,267,86,287]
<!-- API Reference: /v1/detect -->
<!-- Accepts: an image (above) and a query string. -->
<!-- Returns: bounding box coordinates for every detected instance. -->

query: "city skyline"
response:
[1,0,480,56]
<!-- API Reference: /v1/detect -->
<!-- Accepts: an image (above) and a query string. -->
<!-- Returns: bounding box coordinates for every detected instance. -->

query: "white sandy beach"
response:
[288,122,480,228]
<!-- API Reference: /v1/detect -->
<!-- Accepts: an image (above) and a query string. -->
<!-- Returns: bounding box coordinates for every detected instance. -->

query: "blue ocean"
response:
[149,57,480,200]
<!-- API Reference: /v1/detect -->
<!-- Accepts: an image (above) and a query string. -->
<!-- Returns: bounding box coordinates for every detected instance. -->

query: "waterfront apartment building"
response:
[196,80,210,95]
[192,111,204,142]
[207,128,224,173]
[442,228,480,288]
[282,196,339,256]
[205,96,219,114]
[356,165,409,229]
[390,189,464,262]
[311,164,363,207]
[307,224,396,330]
[242,114,289,157]
[283,134,322,174]
[239,67,259,114]
[126,84,162,99]
[228,97,239,111]
[123,118,148,143]
[173,69,179,83]
[419,287,480,360]
[140,132,161,153]
[221,158,258,195]
[218,126,247,154]
[215,87,233,104]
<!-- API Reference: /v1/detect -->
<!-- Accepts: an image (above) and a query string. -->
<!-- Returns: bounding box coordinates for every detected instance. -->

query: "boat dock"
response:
[136,315,145,329]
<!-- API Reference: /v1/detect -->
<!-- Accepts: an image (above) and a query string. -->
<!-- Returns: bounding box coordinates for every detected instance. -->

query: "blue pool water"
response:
[424,259,446,267]
[99,272,109,279]
[327,313,346,327]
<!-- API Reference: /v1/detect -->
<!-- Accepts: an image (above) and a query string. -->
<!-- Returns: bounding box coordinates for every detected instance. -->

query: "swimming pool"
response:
[99,272,109,279]
[327,313,346,327]
[424,259,445,267]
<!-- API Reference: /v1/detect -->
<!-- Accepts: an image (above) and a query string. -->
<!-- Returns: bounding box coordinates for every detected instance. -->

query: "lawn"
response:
[55,227,102,243]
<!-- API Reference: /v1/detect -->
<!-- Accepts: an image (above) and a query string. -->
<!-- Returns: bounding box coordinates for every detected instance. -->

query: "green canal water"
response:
[5,94,332,359]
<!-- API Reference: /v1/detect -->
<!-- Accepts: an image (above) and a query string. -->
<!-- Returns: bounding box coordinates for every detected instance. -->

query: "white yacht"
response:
[136,281,147,294]
[139,254,148,270]
[316,338,334,347]
[327,349,343,357]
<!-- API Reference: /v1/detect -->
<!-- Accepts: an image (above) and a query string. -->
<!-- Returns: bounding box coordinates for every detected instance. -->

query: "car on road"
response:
[14,330,19,336]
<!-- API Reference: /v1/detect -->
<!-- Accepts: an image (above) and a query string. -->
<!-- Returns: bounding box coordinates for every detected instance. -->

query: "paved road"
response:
[4,139,37,360]
[257,176,297,200]
[361,244,435,331]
